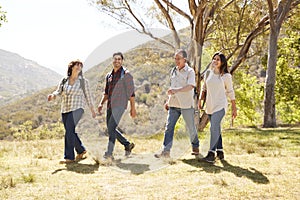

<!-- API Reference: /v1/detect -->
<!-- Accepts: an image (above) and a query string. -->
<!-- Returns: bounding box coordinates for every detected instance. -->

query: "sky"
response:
[0,0,174,75]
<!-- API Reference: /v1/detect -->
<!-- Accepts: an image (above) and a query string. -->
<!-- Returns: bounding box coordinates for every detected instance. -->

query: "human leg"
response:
[105,109,118,157]
[181,108,200,154]
[61,111,76,160]
[111,107,135,156]
[72,108,86,155]
[202,109,225,163]
[209,108,225,152]
[162,107,181,152]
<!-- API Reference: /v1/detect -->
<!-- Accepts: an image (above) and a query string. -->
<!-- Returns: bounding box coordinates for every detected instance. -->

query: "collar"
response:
[112,66,123,74]
[176,64,188,71]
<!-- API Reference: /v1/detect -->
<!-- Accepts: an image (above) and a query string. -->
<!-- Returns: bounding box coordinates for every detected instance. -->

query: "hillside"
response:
[0,40,177,139]
[0,49,61,106]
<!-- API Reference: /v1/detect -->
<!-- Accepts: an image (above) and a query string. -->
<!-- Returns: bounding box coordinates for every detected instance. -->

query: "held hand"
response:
[130,108,137,118]
[47,94,55,101]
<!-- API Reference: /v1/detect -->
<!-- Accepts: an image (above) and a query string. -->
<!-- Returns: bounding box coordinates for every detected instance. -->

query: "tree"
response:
[91,0,299,128]
[263,0,298,127]
[0,6,7,27]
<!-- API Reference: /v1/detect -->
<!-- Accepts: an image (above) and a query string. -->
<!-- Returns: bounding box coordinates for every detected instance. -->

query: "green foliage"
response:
[275,14,300,124]
[11,121,64,141]
[228,70,264,127]
[22,173,35,183]
[0,6,7,27]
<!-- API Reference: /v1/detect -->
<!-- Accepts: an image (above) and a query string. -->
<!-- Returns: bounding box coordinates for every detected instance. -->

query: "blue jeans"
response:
[163,107,200,152]
[208,108,225,152]
[105,107,130,156]
[62,108,85,160]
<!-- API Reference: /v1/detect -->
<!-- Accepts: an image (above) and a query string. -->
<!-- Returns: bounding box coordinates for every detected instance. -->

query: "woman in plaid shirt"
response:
[48,60,96,164]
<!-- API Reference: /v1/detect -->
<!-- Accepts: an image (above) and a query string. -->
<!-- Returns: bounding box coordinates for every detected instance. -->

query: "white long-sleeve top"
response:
[202,69,235,114]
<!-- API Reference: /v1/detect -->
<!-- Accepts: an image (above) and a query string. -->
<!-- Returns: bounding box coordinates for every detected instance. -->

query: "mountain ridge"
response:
[0,49,61,106]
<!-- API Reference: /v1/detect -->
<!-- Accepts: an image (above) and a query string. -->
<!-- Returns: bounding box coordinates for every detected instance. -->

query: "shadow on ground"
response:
[114,159,150,175]
[52,162,99,175]
[182,158,269,184]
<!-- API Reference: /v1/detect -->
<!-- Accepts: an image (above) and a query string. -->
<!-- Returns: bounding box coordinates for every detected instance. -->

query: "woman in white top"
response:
[198,52,237,163]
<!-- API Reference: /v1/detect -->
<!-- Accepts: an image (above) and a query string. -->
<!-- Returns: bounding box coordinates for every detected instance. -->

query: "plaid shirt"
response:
[53,76,94,113]
[104,67,135,109]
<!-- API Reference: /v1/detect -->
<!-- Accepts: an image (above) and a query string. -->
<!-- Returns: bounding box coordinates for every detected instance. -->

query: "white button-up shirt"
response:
[168,64,196,109]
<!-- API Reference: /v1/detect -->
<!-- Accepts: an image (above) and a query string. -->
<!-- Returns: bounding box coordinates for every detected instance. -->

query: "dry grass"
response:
[0,128,299,200]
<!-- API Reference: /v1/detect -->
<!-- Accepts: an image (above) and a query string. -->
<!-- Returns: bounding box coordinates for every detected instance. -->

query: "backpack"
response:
[61,76,87,99]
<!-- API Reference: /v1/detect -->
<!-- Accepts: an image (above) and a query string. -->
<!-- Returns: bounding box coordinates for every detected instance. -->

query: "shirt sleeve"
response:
[187,68,196,87]
[52,78,65,96]
[83,78,94,107]
[223,73,235,100]
[125,73,135,98]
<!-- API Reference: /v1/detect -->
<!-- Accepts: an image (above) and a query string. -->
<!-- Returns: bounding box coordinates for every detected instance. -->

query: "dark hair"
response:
[175,49,187,58]
[67,60,83,77]
[113,52,124,60]
[212,52,229,74]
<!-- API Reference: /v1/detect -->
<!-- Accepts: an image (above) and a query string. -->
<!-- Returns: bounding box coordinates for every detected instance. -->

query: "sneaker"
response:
[191,147,199,156]
[75,150,87,161]
[154,151,170,158]
[202,152,215,163]
[216,151,224,160]
[125,142,135,156]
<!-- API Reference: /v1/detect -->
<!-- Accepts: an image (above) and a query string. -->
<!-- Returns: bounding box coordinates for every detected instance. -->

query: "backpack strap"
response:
[61,76,87,99]
[60,77,68,93]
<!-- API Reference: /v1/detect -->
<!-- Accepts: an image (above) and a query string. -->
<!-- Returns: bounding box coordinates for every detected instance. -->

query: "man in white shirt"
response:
[155,49,200,158]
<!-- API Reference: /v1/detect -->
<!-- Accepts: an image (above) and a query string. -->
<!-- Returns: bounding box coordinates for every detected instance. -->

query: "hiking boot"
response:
[216,150,224,160]
[202,152,215,163]
[191,147,199,156]
[125,142,135,156]
[75,150,87,161]
[154,151,170,158]
[59,159,75,164]
[103,153,114,160]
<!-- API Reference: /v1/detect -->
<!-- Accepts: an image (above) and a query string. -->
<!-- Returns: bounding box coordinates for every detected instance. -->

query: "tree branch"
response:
[154,0,180,48]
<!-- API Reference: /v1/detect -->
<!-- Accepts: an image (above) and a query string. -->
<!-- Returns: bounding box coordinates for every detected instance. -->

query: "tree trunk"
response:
[263,30,279,128]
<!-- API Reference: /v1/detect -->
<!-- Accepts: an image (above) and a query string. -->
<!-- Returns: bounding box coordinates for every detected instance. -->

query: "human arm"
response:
[47,78,65,101]
[167,85,194,95]
[168,67,196,94]
[129,96,136,118]
[83,79,96,118]
[231,99,237,119]
[224,74,237,118]
[97,94,108,115]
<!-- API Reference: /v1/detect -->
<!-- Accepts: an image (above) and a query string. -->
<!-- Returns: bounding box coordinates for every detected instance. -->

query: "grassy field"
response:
[0,128,299,200]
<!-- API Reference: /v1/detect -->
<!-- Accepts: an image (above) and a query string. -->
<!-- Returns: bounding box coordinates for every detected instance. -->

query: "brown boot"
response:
[191,147,199,155]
